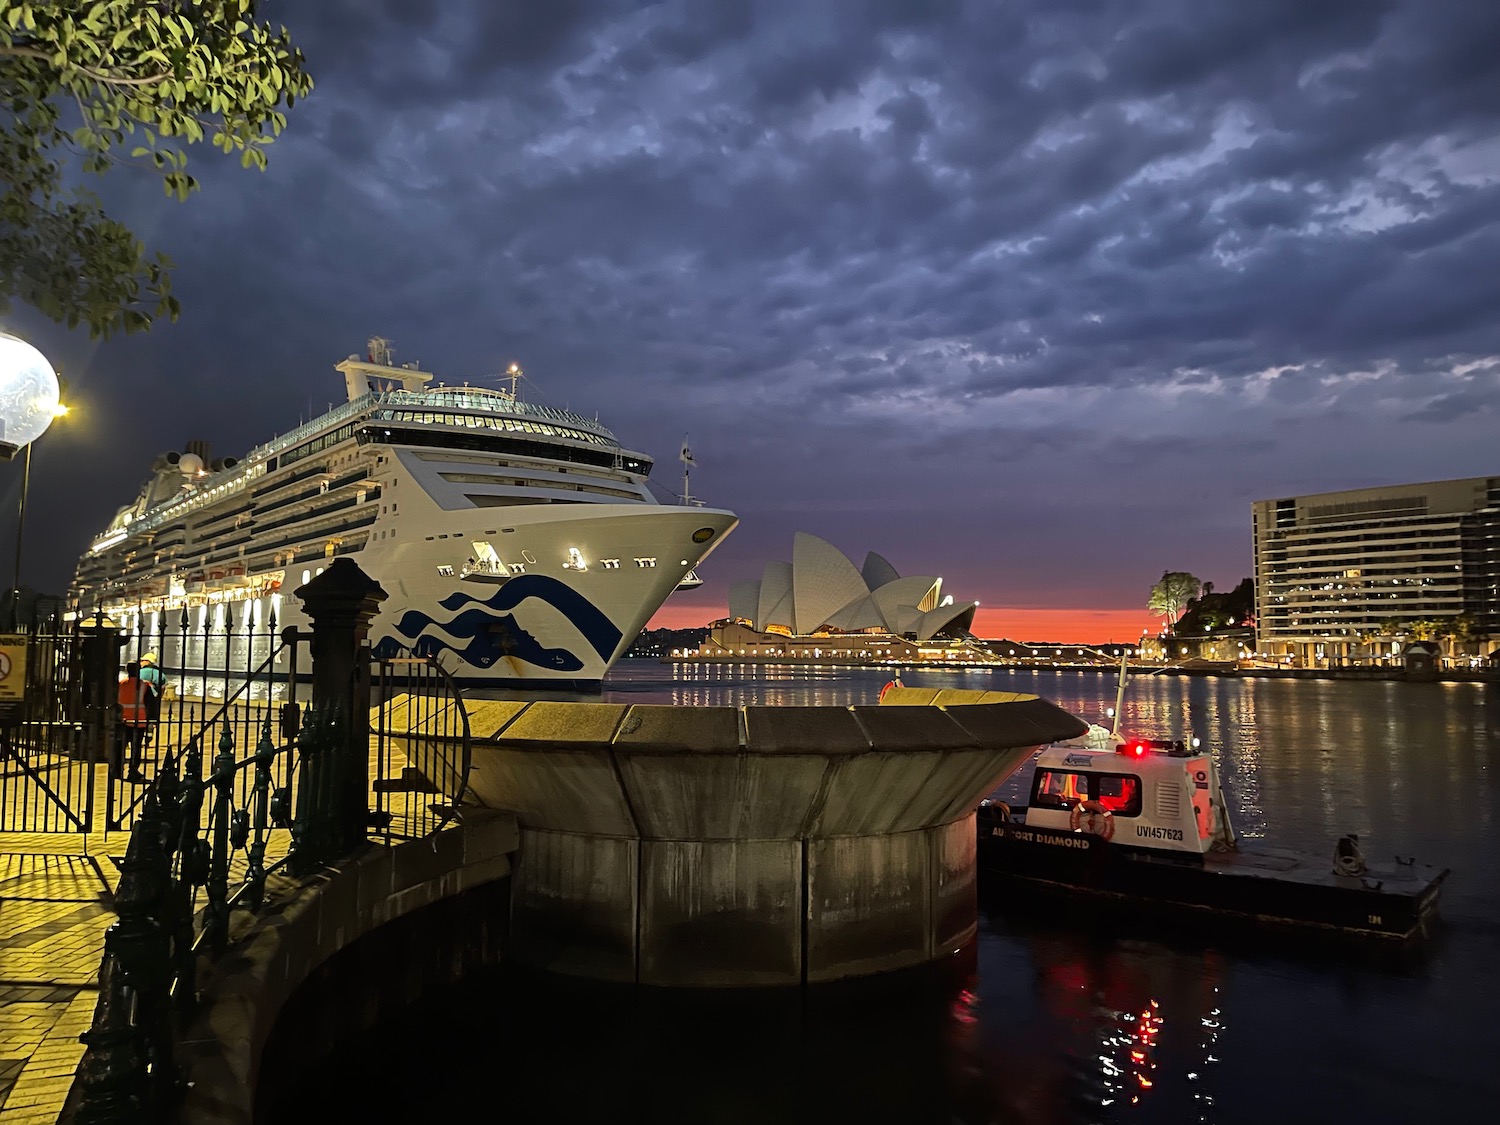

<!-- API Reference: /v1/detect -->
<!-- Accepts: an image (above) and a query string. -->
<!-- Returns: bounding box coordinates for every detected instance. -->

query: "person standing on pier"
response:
[139,652,165,741]
[116,661,151,782]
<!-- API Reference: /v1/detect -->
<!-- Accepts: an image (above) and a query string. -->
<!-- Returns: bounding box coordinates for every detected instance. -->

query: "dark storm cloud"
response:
[11,0,1500,623]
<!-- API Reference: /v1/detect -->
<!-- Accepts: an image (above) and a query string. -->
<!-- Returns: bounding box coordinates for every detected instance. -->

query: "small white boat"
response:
[978,722,1447,943]
[952,651,1448,944]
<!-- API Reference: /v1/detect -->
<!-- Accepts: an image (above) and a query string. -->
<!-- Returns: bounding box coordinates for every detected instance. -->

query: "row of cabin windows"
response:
[437,471,642,500]
[271,422,358,471]
[1031,770,1143,817]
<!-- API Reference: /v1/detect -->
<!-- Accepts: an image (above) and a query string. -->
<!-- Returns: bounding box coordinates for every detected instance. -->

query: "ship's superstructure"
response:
[71,339,737,686]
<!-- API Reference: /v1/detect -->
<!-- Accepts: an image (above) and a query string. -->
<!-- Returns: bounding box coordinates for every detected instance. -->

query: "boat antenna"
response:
[1111,647,1128,736]
[679,435,696,506]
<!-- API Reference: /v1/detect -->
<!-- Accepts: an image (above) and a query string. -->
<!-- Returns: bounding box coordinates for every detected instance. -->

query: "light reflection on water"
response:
[298,663,1499,1123]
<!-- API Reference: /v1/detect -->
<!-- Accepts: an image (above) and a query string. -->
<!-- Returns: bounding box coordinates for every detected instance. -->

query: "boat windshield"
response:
[1032,769,1143,816]
[1033,769,1088,809]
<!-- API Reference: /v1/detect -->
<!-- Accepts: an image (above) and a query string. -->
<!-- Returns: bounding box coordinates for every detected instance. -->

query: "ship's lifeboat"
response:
[185,572,206,593]
[222,564,249,586]
[208,569,226,583]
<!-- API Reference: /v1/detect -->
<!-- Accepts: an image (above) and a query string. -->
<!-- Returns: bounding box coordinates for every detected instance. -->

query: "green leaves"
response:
[0,0,313,337]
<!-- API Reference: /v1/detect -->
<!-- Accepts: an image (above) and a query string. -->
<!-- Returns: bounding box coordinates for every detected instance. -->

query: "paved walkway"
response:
[0,843,117,1123]
[0,730,429,1122]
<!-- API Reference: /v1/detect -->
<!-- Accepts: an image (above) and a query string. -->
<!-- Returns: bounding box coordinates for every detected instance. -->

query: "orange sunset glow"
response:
[647,604,1161,644]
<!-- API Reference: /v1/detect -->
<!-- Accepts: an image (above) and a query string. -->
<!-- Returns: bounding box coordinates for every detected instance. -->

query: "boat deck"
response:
[978,810,1448,943]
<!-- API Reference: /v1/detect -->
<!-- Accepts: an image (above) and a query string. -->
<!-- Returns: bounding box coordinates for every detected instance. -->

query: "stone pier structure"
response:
[461,693,1085,987]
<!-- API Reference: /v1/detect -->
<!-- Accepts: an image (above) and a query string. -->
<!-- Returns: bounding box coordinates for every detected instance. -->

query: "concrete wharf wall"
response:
[458,695,1085,987]
[174,810,519,1125]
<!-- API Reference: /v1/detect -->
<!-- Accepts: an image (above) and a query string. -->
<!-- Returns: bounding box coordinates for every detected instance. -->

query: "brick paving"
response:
[0,844,115,1123]
[0,734,431,1122]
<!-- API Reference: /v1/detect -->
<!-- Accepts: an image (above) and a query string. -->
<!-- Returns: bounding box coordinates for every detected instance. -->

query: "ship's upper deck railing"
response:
[90,387,623,548]
[246,387,616,465]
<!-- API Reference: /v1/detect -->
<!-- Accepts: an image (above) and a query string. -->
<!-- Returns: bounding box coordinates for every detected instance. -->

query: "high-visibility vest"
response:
[117,678,150,726]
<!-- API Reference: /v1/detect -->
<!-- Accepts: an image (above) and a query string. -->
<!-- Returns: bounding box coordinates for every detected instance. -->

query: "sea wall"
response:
[173,810,519,1125]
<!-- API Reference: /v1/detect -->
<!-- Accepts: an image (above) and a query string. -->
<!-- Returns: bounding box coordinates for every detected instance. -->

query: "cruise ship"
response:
[70,339,738,688]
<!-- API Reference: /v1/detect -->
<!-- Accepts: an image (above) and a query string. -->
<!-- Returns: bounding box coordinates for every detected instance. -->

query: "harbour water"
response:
[287,662,1500,1123]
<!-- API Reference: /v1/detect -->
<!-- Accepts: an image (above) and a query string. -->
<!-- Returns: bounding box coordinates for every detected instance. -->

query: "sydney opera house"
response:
[673,533,1000,666]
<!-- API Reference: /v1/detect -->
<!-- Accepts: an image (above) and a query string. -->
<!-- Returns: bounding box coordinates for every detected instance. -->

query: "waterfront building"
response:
[673,532,996,666]
[1251,475,1500,666]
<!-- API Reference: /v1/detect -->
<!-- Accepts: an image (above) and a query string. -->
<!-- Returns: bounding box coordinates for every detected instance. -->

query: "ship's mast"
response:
[335,336,434,401]
[679,435,696,506]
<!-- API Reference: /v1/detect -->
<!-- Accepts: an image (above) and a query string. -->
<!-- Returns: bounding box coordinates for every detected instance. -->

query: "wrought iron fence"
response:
[107,602,304,834]
[0,597,302,836]
[1,608,96,833]
[370,648,473,840]
[73,716,308,1121]
[72,562,476,1123]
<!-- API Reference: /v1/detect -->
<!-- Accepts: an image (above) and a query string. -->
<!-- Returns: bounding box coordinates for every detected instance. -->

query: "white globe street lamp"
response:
[0,333,62,460]
[2,333,66,627]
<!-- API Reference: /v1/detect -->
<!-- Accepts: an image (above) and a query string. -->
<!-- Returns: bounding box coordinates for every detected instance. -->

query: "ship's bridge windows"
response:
[371,408,617,449]
[364,425,651,477]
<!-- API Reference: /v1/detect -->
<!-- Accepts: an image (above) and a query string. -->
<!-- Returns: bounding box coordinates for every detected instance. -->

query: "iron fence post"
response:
[294,559,386,856]
[204,722,235,955]
[245,719,276,909]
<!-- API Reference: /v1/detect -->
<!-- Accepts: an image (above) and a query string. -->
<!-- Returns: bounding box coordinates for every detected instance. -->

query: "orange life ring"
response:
[879,679,900,702]
[1069,800,1115,840]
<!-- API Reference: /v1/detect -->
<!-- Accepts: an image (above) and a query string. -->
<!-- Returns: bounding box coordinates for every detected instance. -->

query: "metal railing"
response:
[107,605,305,834]
[370,649,472,840]
[74,659,472,1121]
[73,716,305,1121]
[0,614,95,833]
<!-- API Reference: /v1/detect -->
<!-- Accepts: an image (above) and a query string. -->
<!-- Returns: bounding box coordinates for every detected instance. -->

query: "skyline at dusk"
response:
[6,0,1499,642]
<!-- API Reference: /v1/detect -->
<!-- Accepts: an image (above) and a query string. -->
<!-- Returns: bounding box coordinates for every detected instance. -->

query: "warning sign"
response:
[0,634,27,702]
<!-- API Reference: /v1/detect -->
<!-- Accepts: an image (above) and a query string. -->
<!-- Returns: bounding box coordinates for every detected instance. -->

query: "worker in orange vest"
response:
[117,661,151,782]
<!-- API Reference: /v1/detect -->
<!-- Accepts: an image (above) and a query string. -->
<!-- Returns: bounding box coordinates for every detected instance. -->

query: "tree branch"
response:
[1,43,173,87]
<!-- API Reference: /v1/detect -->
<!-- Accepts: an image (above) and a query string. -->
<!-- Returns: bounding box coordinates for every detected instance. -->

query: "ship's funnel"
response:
[211,456,239,472]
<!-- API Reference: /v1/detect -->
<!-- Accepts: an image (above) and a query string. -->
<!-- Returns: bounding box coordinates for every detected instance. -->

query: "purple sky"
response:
[7,0,1499,634]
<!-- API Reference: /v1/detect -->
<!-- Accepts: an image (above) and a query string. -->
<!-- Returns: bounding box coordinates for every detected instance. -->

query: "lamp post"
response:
[1,333,65,628]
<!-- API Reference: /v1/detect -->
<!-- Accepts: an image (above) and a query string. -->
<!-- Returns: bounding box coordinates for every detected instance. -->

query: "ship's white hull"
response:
[109,504,737,689]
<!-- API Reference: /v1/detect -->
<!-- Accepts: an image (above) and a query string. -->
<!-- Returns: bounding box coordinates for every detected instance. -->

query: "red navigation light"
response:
[1119,741,1149,758]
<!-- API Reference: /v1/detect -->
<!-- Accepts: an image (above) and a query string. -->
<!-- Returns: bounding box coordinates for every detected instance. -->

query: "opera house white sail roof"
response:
[727,532,979,642]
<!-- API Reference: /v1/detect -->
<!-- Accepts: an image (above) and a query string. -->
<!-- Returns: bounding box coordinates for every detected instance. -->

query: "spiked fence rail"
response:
[71,652,471,1122]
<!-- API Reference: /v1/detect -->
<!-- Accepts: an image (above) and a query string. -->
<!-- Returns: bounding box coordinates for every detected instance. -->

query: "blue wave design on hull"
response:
[374,574,624,673]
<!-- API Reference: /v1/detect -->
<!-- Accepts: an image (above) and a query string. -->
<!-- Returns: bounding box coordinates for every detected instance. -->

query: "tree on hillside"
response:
[1148,571,1201,633]
[1174,576,1254,635]
[0,0,311,336]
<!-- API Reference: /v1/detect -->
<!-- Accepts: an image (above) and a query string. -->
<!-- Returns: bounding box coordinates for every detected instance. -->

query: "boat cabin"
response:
[1022,725,1233,856]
